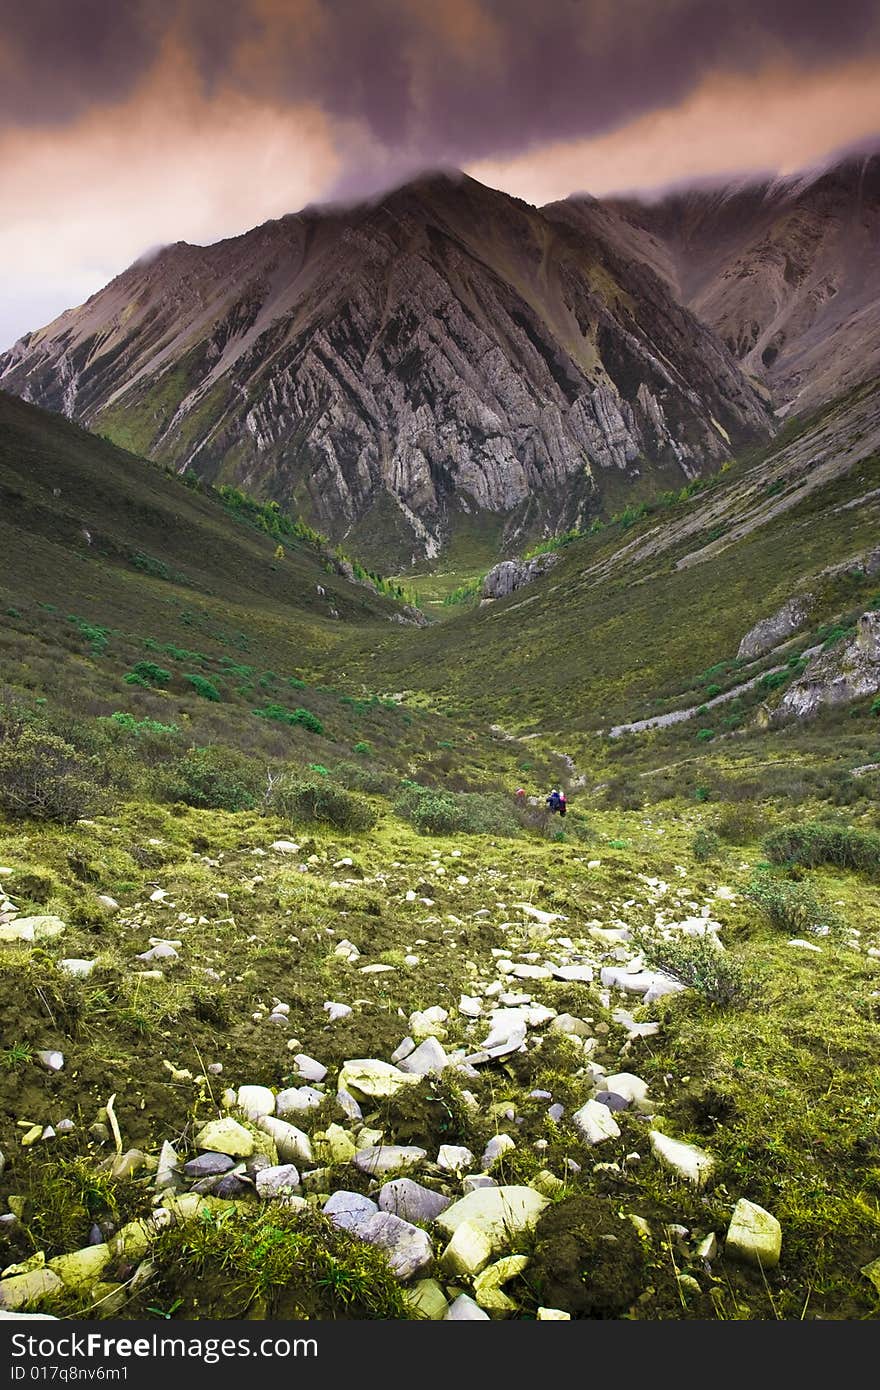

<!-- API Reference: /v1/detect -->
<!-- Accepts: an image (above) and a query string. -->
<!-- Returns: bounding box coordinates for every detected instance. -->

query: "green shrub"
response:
[711,803,769,844]
[332,761,395,794]
[269,778,377,831]
[744,874,844,935]
[763,821,880,877]
[161,746,265,811]
[252,704,323,733]
[394,783,518,837]
[184,674,222,702]
[696,728,715,742]
[0,717,107,822]
[105,712,180,738]
[632,931,757,1009]
[125,661,172,688]
[692,828,721,863]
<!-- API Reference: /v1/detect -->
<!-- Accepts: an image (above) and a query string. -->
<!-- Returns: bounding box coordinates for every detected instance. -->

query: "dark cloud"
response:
[4,0,880,184]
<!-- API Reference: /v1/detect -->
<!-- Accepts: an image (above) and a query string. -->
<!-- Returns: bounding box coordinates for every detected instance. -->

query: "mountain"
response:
[563,153,880,417]
[0,173,770,567]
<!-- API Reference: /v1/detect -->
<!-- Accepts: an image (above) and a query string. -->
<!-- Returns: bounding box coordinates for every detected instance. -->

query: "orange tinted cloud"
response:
[467,60,880,203]
[0,44,343,345]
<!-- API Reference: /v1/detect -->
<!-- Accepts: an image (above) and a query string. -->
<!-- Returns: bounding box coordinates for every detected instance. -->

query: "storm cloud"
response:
[2,0,880,346]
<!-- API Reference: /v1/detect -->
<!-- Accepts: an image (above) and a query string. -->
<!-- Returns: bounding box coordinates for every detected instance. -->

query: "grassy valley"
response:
[2,388,880,1321]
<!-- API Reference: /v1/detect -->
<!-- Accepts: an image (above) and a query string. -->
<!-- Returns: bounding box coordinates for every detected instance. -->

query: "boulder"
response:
[194,1119,254,1159]
[336,1059,423,1100]
[379,1179,451,1224]
[738,595,812,660]
[480,554,559,601]
[649,1131,716,1190]
[435,1186,549,1254]
[778,611,880,721]
[572,1100,620,1144]
[357,1211,433,1281]
[725,1198,782,1269]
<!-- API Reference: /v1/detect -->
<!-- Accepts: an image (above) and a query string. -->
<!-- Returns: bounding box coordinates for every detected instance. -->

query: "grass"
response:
[3,383,880,1320]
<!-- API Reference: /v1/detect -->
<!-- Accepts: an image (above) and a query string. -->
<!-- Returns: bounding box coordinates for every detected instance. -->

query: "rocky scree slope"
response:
[564,153,880,417]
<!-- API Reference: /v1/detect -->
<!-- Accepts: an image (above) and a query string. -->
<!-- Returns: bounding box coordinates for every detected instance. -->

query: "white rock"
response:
[194,1118,254,1159]
[572,1100,620,1144]
[444,1293,491,1320]
[440,1220,495,1278]
[236,1085,275,1121]
[725,1199,782,1268]
[437,1144,475,1175]
[603,1073,649,1104]
[513,904,565,925]
[551,965,594,983]
[271,841,301,854]
[256,1164,301,1199]
[435,1187,549,1254]
[649,1131,716,1190]
[398,1037,449,1075]
[537,1307,571,1319]
[459,994,482,1018]
[276,1087,324,1118]
[323,1001,352,1021]
[391,1037,416,1064]
[357,1211,433,1281]
[337,1059,423,1100]
[352,1145,427,1176]
[58,959,97,978]
[481,1134,515,1169]
[257,1117,314,1165]
[291,1053,327,1082]
[36,1051,64,1073]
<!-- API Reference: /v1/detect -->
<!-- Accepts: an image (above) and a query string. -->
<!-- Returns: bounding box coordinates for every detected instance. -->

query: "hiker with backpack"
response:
[546,788,567,816]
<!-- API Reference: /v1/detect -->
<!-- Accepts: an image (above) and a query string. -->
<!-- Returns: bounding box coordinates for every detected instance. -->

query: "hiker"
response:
[546,788,562,814]
[558,789,567,817]
[515,787,526,803]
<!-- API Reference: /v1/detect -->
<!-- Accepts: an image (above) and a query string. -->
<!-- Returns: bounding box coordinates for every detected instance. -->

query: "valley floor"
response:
[2,798,879,1321]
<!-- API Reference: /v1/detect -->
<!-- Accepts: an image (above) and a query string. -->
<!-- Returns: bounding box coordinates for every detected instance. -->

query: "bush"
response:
[394,783,519,837]
[632,931,757,1009]
[696,728,715,742]
[124,661,172,688]
[105,712,180,738]
[184,674,222,701]
[269,778,377,831]
[0,717,107,822]
[744,874,844,935]
[253,704,324,734]
[763,821,880,877]
[161,745,265,811]
[332,761,396,794]
[692,828,721,863]
[711,803,770,844]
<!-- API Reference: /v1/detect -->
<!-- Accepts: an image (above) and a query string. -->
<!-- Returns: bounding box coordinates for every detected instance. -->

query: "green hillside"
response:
[2,388,880,1323]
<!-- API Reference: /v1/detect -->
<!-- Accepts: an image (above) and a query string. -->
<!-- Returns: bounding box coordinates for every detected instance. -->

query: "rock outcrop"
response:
[777,612,880,720]
[737,594,813,661]
[480,553,559,600]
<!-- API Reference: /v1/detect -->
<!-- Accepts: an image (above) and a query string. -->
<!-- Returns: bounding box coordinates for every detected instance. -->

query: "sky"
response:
[2,0,880,349]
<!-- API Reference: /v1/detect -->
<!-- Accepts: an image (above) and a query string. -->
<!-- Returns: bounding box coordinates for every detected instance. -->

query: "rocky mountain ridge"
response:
[0,173,770,566]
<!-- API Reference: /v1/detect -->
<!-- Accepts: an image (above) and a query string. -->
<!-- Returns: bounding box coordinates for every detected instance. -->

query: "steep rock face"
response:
[777,613,880,720]
[0,173,769,565]
[480,552,559,600]
[589,154,880,415]
[737,595,813,661]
